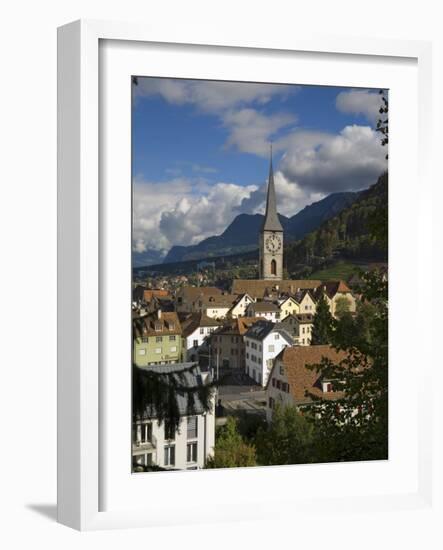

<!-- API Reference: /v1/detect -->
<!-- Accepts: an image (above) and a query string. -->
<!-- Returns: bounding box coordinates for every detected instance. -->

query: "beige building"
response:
[227,293,255,319]
[210,317,260,370]
[314,280,356,317]
[279,296,300,318]
[280,313,314,346]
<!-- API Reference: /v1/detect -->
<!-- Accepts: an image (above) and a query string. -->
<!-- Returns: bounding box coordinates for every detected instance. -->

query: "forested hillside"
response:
[285,172,388,275]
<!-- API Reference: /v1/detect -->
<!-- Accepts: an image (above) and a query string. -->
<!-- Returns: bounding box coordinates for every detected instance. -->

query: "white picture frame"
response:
[57,19,433,531]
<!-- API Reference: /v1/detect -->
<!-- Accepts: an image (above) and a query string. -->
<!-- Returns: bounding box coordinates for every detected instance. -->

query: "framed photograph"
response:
[57,20,433,530]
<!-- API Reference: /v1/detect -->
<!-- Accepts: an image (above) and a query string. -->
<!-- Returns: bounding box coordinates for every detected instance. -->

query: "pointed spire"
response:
[262,144,283,232]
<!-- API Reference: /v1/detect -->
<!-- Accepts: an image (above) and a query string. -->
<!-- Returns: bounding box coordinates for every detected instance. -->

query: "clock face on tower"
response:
[265,233,282,255]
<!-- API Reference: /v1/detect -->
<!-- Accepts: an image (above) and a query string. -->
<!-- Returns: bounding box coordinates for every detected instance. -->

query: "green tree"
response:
[308,269,388,462]
[255,404,315,465]
[334,296,351,319]
[132,363,216,432]
[206,416,256,468]
[311,296,334,344]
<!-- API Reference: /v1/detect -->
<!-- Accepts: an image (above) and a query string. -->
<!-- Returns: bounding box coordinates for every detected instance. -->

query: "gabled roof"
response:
[231,279,321,299]
[180,312,221,337]
[213,316,261,337]
[133,311,181,338]
[248,301,280,313]
[268,345,348,404]
[177,286,222,300]
[314,280,352,300]
[244,319,293,343]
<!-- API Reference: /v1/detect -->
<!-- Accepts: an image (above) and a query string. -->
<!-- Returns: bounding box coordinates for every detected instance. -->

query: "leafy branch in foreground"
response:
[133,363,217,431]
[306,269,388,462]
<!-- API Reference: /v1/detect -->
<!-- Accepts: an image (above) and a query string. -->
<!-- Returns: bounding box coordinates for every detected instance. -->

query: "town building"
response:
[294,289,318,314]
[259,150,284,280]
[246,300,281,322]
[231,279,321,300]
[175,286,222,314]
[244,320,293,386]
[132,363,215,470]
[265,345,348,422]
[280,313,314,345]
[313,280,356,317]
[210,317,260,370]
[180,312,221,362]
[175,286,236,319]
[133,310,183,367]
[278,295,300,318]
[227,293,255,319]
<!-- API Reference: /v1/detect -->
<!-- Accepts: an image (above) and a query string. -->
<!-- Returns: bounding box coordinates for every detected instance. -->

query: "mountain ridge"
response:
[161,191,358,264]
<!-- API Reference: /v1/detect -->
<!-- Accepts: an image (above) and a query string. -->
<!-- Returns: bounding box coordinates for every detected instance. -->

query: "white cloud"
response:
[133,176,257,254]
[133,78,294,114]
[236,170,324,217]
[279,125,387,193]
[336,89,384,124]
[222,108,296,157]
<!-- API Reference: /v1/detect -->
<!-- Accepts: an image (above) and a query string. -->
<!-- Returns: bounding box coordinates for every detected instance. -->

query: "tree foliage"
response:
[205,416,256,468]
[255,405,315,465]
[311,296,334,345]
[132,363,216,431]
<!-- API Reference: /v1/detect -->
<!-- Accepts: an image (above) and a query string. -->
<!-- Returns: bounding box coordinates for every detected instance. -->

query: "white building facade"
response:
[244,321,293,387]
[133,411,215,470]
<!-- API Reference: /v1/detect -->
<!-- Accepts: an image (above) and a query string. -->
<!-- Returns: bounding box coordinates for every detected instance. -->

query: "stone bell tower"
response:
[259,147,284,280]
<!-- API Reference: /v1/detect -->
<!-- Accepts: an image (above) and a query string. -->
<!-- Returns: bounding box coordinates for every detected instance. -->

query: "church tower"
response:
[259,148,284,280]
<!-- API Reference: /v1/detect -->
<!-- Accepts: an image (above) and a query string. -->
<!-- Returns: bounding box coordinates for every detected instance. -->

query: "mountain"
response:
[286,192,358,238]
[285,173,388,274]
[132,248,166,268]
[162,191,358,264]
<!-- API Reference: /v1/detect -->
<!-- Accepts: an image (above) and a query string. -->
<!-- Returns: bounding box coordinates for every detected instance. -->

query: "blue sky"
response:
[132,78,387,257]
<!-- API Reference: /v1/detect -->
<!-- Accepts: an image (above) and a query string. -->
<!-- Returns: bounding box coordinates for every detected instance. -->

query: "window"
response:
[276,380,281,389]
[170,346,177,352]
[139,422,152,443]
[187,442,198,463]
[279,365,284,375]
[271,259,277,275]
[138,349,146,355]
[272,378,276,387]
[200,328,204,334]
[141,337,148,343]
[155,348,161,354]
[269,397,274,409]
[187,416,198,439]
[193,339,198,348]
[156,336,163,343]
[169,335,176,341]
[268,345,275,352]
[164,445,175,466]
[274,334,280,340]
[164,421,175,441]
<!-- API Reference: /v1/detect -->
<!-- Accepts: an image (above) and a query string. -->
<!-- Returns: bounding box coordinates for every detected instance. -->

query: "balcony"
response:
[132,432,157,452]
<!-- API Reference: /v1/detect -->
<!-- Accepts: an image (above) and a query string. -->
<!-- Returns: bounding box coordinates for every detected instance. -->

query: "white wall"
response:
[3,0,442,548]
[245,332,291,386]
